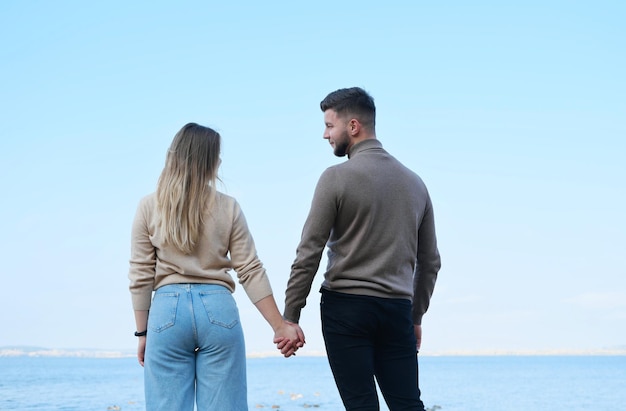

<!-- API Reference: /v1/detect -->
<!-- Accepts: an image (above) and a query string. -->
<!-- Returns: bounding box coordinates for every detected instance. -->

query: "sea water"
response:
[1,355,625,410]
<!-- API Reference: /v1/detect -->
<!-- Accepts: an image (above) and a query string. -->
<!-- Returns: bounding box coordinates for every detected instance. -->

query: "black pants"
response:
[320,288,425,411]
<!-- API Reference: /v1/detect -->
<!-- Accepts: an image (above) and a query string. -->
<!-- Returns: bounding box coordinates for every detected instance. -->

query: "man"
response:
[283,87,441,410]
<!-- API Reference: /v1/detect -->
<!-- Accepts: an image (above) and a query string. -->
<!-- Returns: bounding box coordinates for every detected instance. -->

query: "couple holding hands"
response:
[128,87,440,411]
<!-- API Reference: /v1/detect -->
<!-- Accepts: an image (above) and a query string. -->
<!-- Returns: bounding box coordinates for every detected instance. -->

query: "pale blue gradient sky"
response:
[1,1,624,354]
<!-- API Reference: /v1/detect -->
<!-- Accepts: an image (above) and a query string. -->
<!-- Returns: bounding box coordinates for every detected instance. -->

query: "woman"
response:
[128,123,303,410]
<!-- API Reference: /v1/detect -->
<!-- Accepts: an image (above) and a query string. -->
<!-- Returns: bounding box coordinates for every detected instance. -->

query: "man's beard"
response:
[333,132,350,157]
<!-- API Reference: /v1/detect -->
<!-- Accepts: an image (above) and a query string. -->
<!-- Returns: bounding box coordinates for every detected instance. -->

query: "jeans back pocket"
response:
[149,292,179,332]
[199,290,240,329]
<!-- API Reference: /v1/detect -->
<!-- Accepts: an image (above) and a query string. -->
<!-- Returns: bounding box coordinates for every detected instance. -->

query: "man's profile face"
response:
[323,109,351,157]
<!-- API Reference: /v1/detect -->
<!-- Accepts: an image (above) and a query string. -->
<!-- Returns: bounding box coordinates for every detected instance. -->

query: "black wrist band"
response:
[134,330,147,337]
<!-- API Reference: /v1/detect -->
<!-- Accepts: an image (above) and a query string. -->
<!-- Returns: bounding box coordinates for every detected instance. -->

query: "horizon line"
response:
[2,346,626,359]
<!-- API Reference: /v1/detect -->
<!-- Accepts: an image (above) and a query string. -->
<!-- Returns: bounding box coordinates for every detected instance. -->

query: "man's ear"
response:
[348,119,361,136]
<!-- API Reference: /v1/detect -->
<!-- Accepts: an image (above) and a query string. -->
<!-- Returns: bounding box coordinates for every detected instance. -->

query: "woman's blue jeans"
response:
[144,284,247,411]
[321,288,425,411]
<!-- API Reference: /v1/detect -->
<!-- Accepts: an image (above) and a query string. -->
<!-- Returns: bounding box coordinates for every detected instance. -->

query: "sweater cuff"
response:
[282,307,301,324]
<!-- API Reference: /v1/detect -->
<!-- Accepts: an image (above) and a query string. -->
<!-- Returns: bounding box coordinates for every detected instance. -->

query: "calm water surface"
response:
[1,355,624,410]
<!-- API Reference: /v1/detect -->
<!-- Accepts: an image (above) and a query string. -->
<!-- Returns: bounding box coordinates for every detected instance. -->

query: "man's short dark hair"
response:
[320,87,376,130]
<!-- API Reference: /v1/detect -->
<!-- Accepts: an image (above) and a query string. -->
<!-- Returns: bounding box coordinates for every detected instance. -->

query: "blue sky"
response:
[1,1,624,354]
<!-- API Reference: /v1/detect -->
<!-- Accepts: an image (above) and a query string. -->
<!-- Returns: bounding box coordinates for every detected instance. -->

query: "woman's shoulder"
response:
[131,192,155,207]
[137,192,157,207]
[215,190,237,205]
[214,190,243,214]
[142,191,157,200]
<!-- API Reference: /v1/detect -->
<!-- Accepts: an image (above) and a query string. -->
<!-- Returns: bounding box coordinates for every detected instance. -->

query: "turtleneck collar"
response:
[347,139,382,159]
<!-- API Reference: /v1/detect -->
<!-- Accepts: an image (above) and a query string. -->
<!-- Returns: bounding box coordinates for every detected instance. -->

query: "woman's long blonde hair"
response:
[156,123,221,254]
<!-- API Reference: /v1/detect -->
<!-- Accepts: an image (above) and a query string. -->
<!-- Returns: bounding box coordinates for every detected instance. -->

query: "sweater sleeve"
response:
[412,194,441,324]
[128,196,157,311]
[283,168,337,323]
[229,201,273,304]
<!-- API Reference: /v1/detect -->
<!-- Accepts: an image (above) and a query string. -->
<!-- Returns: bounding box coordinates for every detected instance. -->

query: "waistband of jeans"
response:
[156,283,229,292]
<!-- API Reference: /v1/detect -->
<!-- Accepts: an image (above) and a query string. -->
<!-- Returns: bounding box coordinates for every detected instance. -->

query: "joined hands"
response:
[273,321,305,358]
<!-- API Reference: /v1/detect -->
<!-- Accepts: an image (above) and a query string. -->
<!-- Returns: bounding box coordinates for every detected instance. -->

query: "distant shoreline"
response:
[2,347,626,358]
